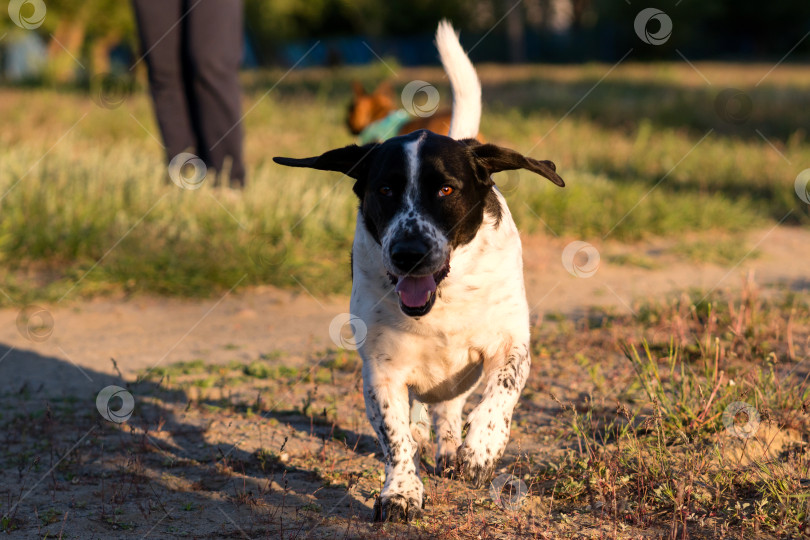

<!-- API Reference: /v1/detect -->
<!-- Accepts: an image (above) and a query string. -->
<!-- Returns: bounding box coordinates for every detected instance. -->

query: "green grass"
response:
[530,284,810,536]
[606,252,661,269]
[671,235,760,265]
[1,62,808,303]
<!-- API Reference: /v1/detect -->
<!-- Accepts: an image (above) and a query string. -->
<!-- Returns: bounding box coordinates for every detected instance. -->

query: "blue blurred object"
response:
[242,34,258,68]
[272,26,633,69]
[3,31,48,81]
[278,33,439,68]
[358,109,411,144]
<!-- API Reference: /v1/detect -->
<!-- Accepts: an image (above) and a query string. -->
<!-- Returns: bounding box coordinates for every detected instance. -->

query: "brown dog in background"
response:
[347,81,479,140]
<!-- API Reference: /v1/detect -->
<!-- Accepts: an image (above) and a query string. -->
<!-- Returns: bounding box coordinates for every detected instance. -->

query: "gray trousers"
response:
[132,0,246,187]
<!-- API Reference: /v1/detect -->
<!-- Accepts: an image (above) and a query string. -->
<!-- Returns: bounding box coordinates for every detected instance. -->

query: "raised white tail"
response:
[435,20,481,140]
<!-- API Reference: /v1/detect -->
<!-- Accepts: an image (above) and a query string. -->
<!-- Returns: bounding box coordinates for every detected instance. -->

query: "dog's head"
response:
[274,130,564,317]
[346,81,396,135]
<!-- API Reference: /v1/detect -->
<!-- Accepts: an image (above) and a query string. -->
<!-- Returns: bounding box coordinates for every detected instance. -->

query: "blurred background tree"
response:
[1,0,134,81]
[1,0,808,82]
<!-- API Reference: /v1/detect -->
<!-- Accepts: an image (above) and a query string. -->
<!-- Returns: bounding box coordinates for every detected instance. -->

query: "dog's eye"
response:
[379,186,393,196]
[438,185,454,197]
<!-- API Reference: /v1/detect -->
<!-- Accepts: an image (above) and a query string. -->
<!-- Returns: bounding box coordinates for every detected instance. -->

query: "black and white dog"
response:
[274,21,564,522]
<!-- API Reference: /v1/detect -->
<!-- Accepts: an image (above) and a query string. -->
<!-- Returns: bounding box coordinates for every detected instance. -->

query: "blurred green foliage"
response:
[1,0,135,45]
[243,0,469,58]
[2,0,808,71]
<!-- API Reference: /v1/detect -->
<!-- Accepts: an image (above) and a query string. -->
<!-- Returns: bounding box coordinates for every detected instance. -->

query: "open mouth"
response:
[387,259,450,317]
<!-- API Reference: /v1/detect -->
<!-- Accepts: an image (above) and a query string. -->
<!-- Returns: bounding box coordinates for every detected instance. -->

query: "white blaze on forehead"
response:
[403,132,426,207]
[379,131,449,276]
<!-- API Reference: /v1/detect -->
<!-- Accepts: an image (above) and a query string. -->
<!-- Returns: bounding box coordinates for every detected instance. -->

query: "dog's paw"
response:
[434,451,456,478]
[372,493,423,522]
[456,443,496,488]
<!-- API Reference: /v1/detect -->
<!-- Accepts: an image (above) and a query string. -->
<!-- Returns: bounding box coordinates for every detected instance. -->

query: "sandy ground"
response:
[0,226,807,398]
[0,226,807,539]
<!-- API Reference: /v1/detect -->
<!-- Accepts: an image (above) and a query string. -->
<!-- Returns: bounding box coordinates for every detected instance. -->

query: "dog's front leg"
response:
[456,344,530,488]
[364,375,423,522]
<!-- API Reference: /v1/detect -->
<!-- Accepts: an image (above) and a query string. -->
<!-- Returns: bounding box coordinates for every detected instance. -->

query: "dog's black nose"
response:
[390,240,430,273]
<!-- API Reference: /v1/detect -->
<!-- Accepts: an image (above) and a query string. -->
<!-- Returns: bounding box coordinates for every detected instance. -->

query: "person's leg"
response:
[131,0,196,165]
[186,0,246,187]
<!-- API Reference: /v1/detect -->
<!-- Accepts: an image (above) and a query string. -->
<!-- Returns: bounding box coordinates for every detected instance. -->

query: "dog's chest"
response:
[350,202,529,398]
[356,303,498,402]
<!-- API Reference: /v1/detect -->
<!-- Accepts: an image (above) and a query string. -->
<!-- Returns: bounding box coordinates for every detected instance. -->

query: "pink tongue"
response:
[395,275,436,308]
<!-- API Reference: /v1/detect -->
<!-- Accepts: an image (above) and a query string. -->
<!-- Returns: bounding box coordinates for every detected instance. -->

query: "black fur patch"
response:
[484,189,503,227]
[274,129,562,256]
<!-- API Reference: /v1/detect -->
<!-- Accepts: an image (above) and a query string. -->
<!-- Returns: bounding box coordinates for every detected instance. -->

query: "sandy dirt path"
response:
[0,226,807,539]
[0,226,807,397]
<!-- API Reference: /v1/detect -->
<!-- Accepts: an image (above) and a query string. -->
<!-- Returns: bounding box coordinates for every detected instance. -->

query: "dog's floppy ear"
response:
[470,143,565,187]
[273,143,377,198]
